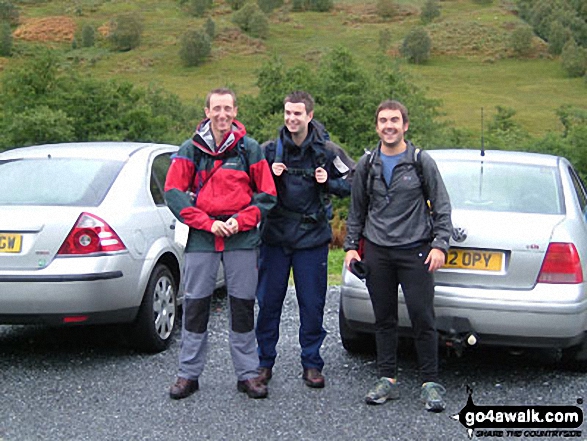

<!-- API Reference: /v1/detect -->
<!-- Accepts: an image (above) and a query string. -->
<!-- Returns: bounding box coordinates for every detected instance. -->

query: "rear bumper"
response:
[340,275,587,349]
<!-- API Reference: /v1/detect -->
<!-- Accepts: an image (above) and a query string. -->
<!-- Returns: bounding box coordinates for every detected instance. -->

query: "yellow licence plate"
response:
[443,248,503,272]
[0,233,23,253]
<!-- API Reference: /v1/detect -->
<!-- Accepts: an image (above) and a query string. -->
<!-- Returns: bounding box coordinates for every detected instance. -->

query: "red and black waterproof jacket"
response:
[164,119,277,252]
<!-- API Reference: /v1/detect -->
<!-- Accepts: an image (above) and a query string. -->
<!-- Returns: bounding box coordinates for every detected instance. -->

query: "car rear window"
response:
[0,158,124,206]
[437,160,563,214]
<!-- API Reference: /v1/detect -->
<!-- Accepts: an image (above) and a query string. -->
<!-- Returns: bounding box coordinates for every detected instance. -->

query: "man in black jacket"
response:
[343,99,452,412]
[256,91,354,390]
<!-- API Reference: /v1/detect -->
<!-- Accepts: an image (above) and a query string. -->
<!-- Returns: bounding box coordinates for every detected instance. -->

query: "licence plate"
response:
[443,248,503,272]
[0,233,23,253]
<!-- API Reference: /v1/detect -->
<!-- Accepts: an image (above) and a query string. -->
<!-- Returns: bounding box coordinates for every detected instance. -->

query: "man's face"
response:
[284,102,313,138]
[375,108,409,148]
[205,93,237,137]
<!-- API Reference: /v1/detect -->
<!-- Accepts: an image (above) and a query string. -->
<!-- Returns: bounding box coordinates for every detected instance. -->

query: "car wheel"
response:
[339,299,374,354]
[561,335,587,372]
[130,264,178,353]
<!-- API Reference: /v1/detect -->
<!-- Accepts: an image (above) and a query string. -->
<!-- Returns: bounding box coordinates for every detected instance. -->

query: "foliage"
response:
[179,29,211,67]
[0,20,12,56]
[108,13,143,52]
[485,106,530,149]
[81,23,96,48]
[510,26,534,56]
[187,0,212,17]
[0,0,18,25]
[226,0,246,10]
[0,50,200,150]
[548,20,573,55]
[204,17,215,39]
[561,39,587,77]
[376,0,396,19]
[232,3,269,39]
[257,0,283,14]
[400,27,431,64]
[308,0,332,12]
[420,0,440,25]
[378,28,391,52]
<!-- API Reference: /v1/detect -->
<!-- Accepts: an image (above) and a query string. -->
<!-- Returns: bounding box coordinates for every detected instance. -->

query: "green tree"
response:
[420,0,440,24]
[510,26,534,56]
[0,0,18,25]
[81,23,95,48]
[400,27,432,64]
[179,29,211,67]
[188,0,213,17]
[376,0,397,19]
[561,39,587,77]
[6,106,75,147]
[309,0,332,12]
[204,17,215,38]
[226,0,246,10]
[258,0,283,14]
[486,106,530,149]
[548,20,573,55]
[232,3,269,39]
[378,28,392,52]
[108,13,143,51]
[0,20,12,56]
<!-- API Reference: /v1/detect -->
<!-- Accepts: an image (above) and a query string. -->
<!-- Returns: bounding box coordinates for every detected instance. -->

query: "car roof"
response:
[0,142,178,161]
[428,149,561,167]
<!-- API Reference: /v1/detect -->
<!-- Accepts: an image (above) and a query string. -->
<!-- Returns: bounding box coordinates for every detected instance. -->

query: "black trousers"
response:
[364,239,439,383]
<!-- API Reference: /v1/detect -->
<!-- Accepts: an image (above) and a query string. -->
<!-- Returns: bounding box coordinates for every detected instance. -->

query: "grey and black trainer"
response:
[421,382,446,412]
[364,377,400,405]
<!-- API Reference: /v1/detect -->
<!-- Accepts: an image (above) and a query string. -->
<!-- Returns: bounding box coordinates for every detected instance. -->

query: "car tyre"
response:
[339,299,374,354]
[129,264,178,353]
[560,335,587,372]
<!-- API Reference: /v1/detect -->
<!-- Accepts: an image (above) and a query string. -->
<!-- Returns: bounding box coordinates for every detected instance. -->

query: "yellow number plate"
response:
[443,248,503,271]
[0,233,23,253]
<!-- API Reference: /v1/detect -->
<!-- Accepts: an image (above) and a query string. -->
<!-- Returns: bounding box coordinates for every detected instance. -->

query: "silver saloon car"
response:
[0,142,189,353]
[340,149,587,368]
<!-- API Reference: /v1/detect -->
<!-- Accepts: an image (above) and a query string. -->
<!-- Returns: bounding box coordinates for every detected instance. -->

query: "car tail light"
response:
[537,243,583,284]
[57,212,126,255]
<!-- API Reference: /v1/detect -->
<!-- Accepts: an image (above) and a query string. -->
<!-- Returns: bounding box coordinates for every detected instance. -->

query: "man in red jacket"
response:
[164,88,277,400]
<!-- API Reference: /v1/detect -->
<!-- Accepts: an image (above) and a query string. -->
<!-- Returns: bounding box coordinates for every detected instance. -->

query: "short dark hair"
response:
[375,99,409,125]
[206,88,237,108]
[284,90,314,113]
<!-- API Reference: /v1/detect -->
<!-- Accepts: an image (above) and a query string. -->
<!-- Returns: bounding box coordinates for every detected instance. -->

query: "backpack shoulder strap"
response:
[413,147,429,202]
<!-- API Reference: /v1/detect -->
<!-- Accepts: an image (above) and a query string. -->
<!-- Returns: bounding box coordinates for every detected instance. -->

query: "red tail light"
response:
[57,213,126,255]
[537,243,583,284]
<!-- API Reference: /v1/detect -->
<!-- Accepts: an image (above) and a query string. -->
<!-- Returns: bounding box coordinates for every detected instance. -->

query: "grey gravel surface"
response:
[1,286,586,441]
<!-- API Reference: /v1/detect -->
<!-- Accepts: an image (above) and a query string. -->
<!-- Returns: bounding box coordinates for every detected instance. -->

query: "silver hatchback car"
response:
[340,149,587,368]
[0,142,194,353]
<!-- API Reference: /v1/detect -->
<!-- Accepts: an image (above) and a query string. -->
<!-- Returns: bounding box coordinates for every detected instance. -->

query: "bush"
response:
[378,28,392,52]
[81,23,95,48]
[188,0,212,17]
[7,106,75,147]
[291,0,304,11]
[257,0,283,14]
[0,20,12,56]
[510,26,534,56]
[0,0,18,25]
[226,0,246,10]
[376,0,397,19]
[420,0,440,24]
[232,3,269,39]
[400,27,431,64]
[108,14,143,51]
[561,39,587,77]
[548,20,573,55]
[204,17,215,38]
[179,29,211,67]
[308,0,332,12]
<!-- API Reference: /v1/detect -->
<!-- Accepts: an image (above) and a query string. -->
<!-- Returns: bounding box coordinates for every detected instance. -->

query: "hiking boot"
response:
[169,377,199,400]
[237,377,268,399]
[421,382,446,412]
[257,367,273,385]
[364,378,400,405]
[302,368,325,388]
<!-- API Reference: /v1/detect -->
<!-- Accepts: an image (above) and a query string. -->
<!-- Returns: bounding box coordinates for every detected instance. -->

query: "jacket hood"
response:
[280,119,327,150]
[192,119,246,157]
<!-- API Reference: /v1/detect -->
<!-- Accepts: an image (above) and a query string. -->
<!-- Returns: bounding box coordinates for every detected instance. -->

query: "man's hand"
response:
[225,217,239,235]
[272,162,287,176]
[211,220,232,237]
[344,250,361,270]
[315,167,328,184]
[425,248,446,272]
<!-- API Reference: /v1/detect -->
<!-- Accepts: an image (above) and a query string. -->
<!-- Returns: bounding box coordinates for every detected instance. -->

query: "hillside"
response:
[3,0,587,138]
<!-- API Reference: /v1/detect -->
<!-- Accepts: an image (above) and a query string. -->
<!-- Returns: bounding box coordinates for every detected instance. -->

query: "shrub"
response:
[179,29,211,67]
[309,0,332,12]
[204,17,215,39]
[188,0,212,17]
[226,0,246,10]
[420,0,440,25]
[510,26,534,56]
[378,28,392,52]
[232,3,269,39]
[8,106,75,147]
[81,23,95,48]
[400,27,431,64]
[561,39,587,77]
[257,0,283,14]
[0,0,18,25]
[376,0,397,19]
[108,14,143,51]
[0,20,11,56]
[548,20,573,55]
